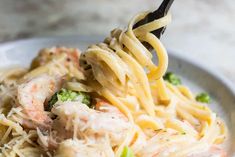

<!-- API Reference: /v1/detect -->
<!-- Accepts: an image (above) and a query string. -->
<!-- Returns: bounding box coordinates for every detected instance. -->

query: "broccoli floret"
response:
[196,92,211,103]
[163,72,181,85]
[47,88,91,111]
[47,93,58,110]
[80,92,91,106]
[121,146,134,157]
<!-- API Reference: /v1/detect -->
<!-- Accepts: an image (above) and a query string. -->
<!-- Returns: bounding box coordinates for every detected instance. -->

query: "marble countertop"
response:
[0,0,234,83]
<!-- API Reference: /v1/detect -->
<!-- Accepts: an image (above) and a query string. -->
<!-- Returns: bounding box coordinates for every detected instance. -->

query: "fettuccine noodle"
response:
[0,11,227,157]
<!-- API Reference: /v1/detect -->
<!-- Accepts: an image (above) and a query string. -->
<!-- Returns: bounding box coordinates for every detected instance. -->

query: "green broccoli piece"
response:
[47,93,58,110]
[196,92,211,103]
[163,72,181,85]
[121,146,134,157]
[47,88,91,111]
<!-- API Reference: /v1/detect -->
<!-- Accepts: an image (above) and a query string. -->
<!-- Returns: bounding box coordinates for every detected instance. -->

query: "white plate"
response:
[0,36,234,156]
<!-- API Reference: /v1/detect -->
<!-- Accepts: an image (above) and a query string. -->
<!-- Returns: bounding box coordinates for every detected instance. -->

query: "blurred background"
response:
[0,0,234,81]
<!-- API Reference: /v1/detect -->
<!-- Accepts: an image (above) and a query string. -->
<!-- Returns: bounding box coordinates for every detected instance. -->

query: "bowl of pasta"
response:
[0,11,235,157]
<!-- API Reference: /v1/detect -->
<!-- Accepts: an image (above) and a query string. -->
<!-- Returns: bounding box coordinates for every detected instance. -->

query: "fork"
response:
[133,0,174,39]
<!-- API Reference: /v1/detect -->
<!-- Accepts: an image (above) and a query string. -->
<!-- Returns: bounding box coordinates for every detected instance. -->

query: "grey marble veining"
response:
[0,0,234,83]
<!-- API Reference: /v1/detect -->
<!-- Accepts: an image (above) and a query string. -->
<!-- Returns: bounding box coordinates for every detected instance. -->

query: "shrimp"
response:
[17,74,61,129]
[30,47,81,70]
[52,100,131,147]
[28,47,85,80]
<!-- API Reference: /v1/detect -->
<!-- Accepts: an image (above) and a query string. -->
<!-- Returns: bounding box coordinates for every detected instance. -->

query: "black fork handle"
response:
[133,0,174,38]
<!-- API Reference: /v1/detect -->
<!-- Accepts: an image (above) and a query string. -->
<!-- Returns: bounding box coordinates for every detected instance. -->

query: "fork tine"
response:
[154,0,174,18]
[133,0,174,38]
